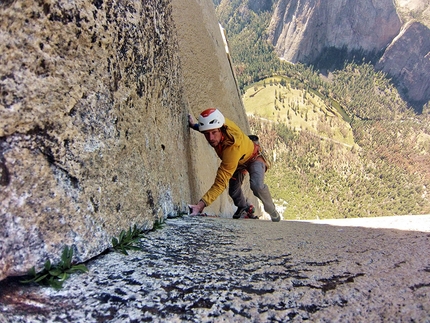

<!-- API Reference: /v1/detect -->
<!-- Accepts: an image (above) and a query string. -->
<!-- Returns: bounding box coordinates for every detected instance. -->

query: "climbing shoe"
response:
[233,204,257,219]
[270,210,281,222]
[243,204,258,219]
[233,206,246,219]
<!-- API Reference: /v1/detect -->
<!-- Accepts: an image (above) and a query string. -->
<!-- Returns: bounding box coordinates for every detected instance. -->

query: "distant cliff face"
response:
[396,0,430,28]
[376,21,430,110]
[0,0,247,280]
[266,0,430,110]
[267,0,402,63]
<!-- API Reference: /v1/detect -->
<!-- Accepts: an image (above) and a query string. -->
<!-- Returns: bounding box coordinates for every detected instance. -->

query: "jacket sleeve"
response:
[200,147,241,206]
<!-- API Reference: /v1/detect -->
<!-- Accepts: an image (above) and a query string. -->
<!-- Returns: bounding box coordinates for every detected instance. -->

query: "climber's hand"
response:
[188,200,205,215]
[188,114,196,128]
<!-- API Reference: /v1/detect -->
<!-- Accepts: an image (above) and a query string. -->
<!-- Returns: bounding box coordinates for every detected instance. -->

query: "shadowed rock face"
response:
[267,0,402,63]
[0,0,248,280]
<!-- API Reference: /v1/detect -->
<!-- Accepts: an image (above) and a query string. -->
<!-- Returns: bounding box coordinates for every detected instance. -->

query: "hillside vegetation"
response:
[245,64,430,219]
[214,0,430,219]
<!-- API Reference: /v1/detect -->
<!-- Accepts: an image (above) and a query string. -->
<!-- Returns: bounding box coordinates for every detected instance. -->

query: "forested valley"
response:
[214,0,430,219]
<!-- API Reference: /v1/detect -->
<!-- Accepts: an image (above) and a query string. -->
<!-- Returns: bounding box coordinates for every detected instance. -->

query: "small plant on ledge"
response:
[152,218,165,231]
[20,245,88,290]
[112,224,145,255]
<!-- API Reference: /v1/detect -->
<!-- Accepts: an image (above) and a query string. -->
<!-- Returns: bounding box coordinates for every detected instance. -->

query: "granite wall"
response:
[0,0,248,280]
[171,0,254,217]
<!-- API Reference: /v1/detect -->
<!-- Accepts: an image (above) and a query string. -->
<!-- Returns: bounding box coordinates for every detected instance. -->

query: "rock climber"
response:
[188,108,281,222]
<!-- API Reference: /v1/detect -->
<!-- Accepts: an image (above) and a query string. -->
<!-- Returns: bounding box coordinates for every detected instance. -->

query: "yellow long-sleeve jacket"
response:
[200,118,255,206]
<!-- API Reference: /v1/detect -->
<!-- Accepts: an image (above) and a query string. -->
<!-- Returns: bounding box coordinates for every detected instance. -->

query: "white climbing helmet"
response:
[198,108,225,132]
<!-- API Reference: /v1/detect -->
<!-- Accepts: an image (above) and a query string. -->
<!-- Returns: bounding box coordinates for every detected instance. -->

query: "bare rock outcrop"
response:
[266,0,430,109]
[396,0,430,28]
[0,0,247,280]
[268,0,402,63]
[376,21,430,110]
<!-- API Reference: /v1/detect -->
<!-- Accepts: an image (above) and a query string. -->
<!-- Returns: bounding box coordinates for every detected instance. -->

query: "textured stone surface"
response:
[171,0,258,217]
[376,21,430,110]
[0,216,429,322]
[0,0,189,279]
[267,0,402,63]
[396,0,430,28]
[0,0,249,280]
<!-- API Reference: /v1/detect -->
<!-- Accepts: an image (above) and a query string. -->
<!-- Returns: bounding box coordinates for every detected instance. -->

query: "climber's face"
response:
[203,128,222,147]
